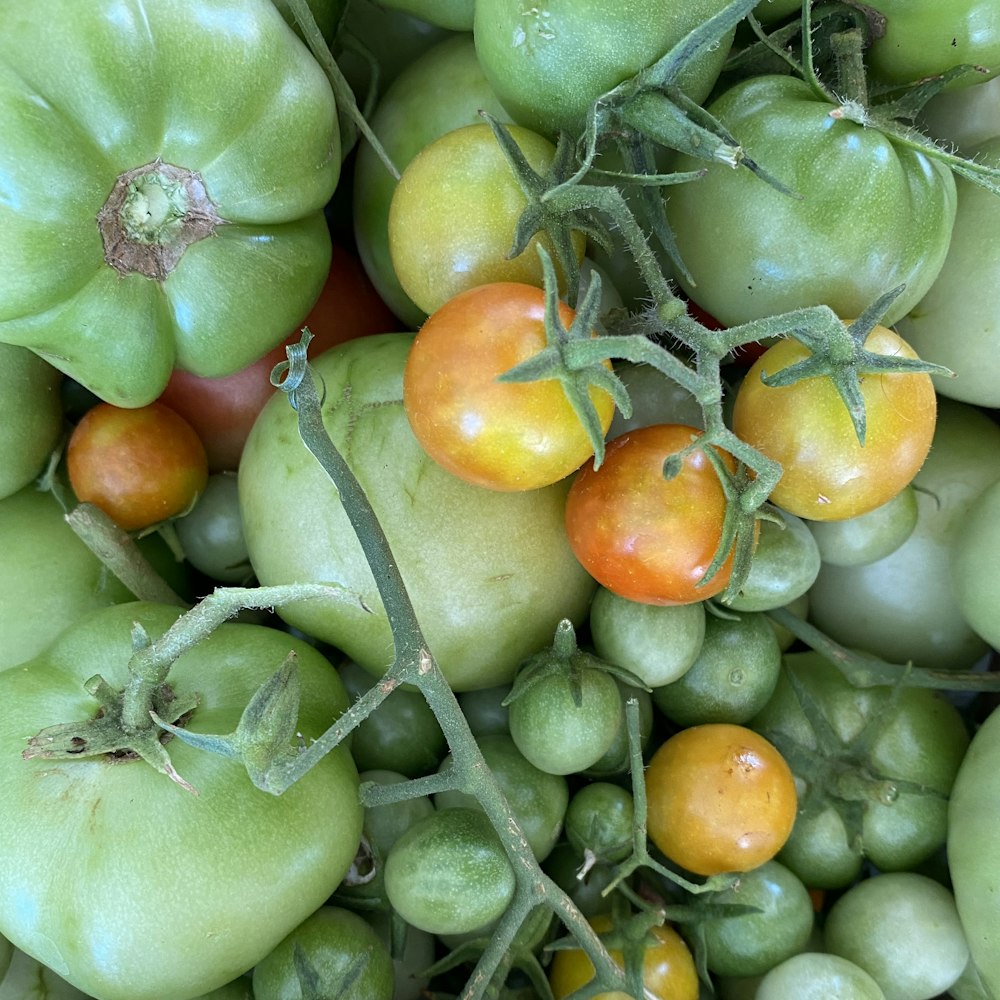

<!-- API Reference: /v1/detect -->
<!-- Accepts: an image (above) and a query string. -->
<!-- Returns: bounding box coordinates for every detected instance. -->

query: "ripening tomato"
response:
[732,326,937,522]
[564,424,741,605]
[67,400,208,531]
[645,724,797,876]
[403,282,615,491]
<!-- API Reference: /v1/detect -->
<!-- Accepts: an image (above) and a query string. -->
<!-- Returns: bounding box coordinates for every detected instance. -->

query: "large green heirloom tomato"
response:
[0,602,362,1000]
[238,333,596,691]
[0,0,339,408]
[665,75,957,327]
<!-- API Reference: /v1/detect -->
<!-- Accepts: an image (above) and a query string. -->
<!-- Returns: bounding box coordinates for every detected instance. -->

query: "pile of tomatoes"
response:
[2,0,1000,998]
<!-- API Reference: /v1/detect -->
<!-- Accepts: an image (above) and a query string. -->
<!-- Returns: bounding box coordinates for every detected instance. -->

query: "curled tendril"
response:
[271,328,328,411]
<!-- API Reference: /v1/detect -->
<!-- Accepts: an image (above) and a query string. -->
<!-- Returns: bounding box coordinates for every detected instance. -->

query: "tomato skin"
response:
[404,282,614,491]
[388,122,586,317]
[665,75,957,329]
[732,326,936,522]
[645,724,797,876]
[565,424,741,605]
[0,602,363,1000]
[756,952,888,1000]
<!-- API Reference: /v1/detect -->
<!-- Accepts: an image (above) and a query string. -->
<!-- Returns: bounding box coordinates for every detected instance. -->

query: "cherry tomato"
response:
[645,723,797,876]
[403,282,614,491]
[565,424,741,605]
[67,401,208,531]
[732,326,936,522]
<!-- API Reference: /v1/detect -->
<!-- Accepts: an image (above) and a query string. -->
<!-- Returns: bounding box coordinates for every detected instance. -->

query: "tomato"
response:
[403,282,615,491]
[0,0,339,407]
[173,472,252,585]
[863,0,1000,88]
[352,34,514,329]
[645,723,797,876]
[692,859,814,978]
[565,424,742,605]
[473,0,736,138]
[920,74,1000,154]
[0,941,94,1000]
[0,602,362,1000]
[252,906,394,1000]
[383,807,516,936]
[651,609,781,727]
[547,913,699,1000]
[0,344,62,501]
[67,401,209,532]
[950,704,1000,997]
[588,586,707,689]
[665,75,957,328]
[435,733,569,862]
[457,684,512,739]
[896,136,1000,408]
[755,953,888,1000]
[387,122,586,316]
[953,477,1000,649]
[564,782,635,865]
[732,326,937,522]
[158,242,397,472]
[823,873,969,1000]
[806,398,1000,671]
[239,333,596,692]
[751,651,970,889]
[374,0,474,31]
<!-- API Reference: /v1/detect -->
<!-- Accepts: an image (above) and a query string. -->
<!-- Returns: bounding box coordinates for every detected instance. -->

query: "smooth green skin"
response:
[0,344,62,500]
[564,782,634,864]
[897,137,1000,407]
[607,362,704,443]
[0,0,338,407]
[357,770,436,861]
[807,398,1000,671]
[377,0,473,31]
[695,860,814,978]
[756,953,886,1000]
[473,0,735,138]
[457,684,512,738]
[652,610,781,727]
[238,333,596,692]
[364,908,436,1000]
[807,485,918,568]
[339,661,447,777]
[589,586,706,689]
[353,33,511,328]
[921,74,1000,155]
[583,679,653,778]
[824,873,969,1000]
[0,487,133,671]
[189,982,253,1000]
[950,706,1000,998]
[435,734,568,862]
[865,0,1000,88]
[666,75,957,328]
[751,652,970,888]
[0,947,92,999]
[174,472,252,585]
[252,907,394,1000]
[725,511,820,612]
[0,602,362,1000]
[508,667,623,776]
[953,478,1000,647]
[384,808,516,935]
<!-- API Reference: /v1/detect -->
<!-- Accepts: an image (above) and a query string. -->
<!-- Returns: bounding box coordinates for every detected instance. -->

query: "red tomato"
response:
[67,401,208,532]
[158,243,398,471]
[403,282,615,491]
[564,424,741,605]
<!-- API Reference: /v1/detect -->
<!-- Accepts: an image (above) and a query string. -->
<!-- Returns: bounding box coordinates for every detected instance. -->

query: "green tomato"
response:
[0,0,338,407]
[693,860,814,978]
[174,472,252,585]
[588,587,706,689]
[352,34,512,328]
[383,807,516,936]
[564,782,634,865]
[0,602,362,1000]
[457,684,512,739]
[807,398,1000,671]
[756,953,887,1000]
[652,610,781,727]
[435,734,568,862]
[896,137,1000,407]
[252,906,394,1000]
[807,485,918,568]
[665,75,957,327]
[824,873,969,1000]
[582,679,653,778]
[0,946,93,999]
[606,362,704,439]
[472,0,736,138]
[375,0,473,31]
[920,74,1000,154]
[952,477,1000,649]
[239,333,596,692]
[0,344,62,501]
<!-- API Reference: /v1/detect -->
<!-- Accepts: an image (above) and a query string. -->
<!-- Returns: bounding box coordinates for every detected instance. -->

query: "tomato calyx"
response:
[98,159,224,281]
